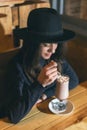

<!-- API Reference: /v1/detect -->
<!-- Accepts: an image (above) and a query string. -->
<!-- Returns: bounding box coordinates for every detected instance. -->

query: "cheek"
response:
[55,44,58,50]
[41,48,46,57]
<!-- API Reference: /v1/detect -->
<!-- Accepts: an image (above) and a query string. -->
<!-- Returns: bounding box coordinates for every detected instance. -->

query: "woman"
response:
[0,8,79,123]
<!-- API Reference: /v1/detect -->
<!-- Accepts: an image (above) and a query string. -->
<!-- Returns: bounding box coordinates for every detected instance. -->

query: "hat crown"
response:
[27,8,63,36]
[25,8,75,43]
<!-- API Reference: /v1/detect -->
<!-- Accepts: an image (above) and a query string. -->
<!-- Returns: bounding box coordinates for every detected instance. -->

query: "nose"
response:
[49,44,57,54]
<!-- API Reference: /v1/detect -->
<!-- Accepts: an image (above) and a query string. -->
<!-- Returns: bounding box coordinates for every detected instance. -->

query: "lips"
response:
[45,53,52,58]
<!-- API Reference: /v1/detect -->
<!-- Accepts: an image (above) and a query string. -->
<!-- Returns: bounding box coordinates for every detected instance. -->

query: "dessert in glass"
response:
[55,75,69,100]
[52,74,69,113]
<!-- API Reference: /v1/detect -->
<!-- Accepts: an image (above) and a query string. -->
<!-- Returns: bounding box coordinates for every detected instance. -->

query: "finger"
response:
[42,71,58,85]
[46,67,57,75]
[36,99,42,104]
[45,60,57,70]
[47,75,58,85]
[48,71,58,79]
[42,94,47,100]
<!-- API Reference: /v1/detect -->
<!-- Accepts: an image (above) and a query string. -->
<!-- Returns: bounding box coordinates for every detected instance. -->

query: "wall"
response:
[62,0,87,82]
[0,1,50,51]
[66,35,87,83]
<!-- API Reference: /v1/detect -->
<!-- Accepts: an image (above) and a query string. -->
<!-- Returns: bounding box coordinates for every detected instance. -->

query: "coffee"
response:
[55,75,69,100]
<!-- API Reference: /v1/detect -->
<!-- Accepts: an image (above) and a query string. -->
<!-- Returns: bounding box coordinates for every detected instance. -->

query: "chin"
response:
[42,55,51,60]
[44,57,50,60]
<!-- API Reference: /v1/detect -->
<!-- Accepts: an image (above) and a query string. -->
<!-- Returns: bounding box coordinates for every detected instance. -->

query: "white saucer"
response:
[48,98,74,115]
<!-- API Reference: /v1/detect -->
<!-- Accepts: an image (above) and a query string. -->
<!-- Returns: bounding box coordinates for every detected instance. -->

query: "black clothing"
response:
[0,57,79,123]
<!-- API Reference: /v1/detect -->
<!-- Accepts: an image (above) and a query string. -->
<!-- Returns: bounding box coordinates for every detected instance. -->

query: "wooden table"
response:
[0,81,87,130]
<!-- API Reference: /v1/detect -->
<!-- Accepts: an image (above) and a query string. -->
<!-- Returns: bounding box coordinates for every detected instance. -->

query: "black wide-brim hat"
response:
[19,8,76,43]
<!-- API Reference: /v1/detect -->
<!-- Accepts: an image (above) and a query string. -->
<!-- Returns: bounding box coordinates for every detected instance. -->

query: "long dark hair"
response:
[23,40,65,81]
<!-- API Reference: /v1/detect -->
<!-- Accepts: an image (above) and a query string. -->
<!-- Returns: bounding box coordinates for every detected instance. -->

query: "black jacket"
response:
[0,57,79,124]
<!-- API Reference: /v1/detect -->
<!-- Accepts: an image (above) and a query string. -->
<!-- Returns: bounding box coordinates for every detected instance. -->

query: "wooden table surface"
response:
[0,81,87,130]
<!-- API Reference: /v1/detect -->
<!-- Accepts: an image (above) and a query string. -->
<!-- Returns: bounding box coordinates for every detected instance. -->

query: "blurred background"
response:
[50,0,87,82]
[0,0,87,83]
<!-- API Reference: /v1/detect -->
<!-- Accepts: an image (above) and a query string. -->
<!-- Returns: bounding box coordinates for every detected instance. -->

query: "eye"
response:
[42,43,50,47]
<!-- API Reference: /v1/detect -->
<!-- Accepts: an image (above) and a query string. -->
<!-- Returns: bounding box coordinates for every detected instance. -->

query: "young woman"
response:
[0,8,79,123]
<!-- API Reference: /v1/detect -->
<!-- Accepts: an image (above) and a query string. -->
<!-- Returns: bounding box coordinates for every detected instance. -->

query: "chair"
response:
[0,40,23,67]
[0,41,23,88]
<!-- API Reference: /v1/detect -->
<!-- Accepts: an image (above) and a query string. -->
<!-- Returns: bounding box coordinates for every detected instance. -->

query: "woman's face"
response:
[40,43,58,60]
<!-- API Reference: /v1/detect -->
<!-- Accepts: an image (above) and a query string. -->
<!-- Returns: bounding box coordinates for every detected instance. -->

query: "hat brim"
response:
[14,28,75,43]
[28,29,75,43]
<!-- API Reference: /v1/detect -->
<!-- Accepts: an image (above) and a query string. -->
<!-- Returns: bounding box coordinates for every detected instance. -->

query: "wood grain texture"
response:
[19,2,50,28]
[0,6,12,35]
[0,1,50,51]
[0,0,24,6]
[0,0,49,6]
[0,81,87,130]
[65,36,87,83]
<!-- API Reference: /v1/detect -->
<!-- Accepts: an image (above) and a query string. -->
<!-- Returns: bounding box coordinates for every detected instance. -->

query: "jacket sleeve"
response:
[62,60,79,89]
[44,86,56,98]
[6,62,45,124]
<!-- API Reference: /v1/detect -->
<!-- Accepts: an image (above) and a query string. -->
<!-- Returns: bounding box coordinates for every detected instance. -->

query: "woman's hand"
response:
[37,60,58,87]
[35,94,47,104]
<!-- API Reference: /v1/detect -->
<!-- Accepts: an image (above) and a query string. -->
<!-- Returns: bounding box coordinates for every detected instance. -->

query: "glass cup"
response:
[55,75,69,101]
[52,75,69,112]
